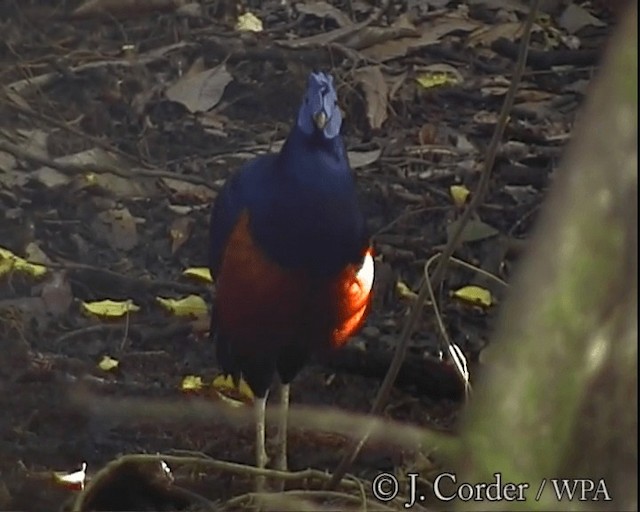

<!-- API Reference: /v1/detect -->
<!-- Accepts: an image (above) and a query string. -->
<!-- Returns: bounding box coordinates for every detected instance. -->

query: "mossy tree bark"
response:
[457,3,637,511]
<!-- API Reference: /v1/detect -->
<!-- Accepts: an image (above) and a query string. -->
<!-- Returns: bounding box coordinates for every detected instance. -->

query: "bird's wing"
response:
[208,155,276,276]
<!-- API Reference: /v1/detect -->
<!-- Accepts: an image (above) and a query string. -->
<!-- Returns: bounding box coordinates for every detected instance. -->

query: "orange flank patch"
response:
[332,247,375,347]
[214,212,374,354]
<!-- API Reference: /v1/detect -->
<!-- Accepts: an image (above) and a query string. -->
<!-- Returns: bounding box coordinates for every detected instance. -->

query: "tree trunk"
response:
[458,3,637,511]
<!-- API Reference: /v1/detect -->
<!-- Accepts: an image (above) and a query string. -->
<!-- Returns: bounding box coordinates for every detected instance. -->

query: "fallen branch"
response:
[0,138,217,189]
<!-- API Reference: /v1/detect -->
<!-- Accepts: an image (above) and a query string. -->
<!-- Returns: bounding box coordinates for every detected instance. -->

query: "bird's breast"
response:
[251,181,365,276]
[215,211,373,354]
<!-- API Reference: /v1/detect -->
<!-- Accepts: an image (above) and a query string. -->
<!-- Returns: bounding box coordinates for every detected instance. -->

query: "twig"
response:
[275,0,391,49]
[54,324,130,345]
[448,255,509,288]
[223,489,401,511]
[29,258,206,294]
[70,392,455,454]
[328,0,543,489]
[0,138,217,189]
[71,452,419,512]
[1,94,148,167]
[119,305,131,352]
[5,41,190,94]
[423,254,469,394]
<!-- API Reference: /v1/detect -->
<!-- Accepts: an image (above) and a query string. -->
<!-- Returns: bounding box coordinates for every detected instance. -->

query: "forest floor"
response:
[0,0,616,510]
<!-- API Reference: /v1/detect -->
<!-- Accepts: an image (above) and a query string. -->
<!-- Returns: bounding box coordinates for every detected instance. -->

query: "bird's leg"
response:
[273,380,290,479]
[254,396,268,494]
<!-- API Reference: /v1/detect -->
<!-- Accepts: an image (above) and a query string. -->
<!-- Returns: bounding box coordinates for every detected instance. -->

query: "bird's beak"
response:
[313,111,327,130]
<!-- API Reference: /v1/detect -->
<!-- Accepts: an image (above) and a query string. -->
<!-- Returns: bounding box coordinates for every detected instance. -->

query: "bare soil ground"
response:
[0,1,615,510]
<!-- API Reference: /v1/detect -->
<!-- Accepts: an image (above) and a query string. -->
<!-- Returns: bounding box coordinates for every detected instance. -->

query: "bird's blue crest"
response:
[297,72,342,139]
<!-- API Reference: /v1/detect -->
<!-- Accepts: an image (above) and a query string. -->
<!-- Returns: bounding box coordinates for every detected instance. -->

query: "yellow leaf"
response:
[182,267,213,283]
[0,246,47,278]
[396,280,418,300]
[416,65,462,90]
[156,295,207,318]
[81,299,140,317]
[98,355,119,371]
[181,375,204,391]
[236,12,263,32]
[213,374,239,393]
[212,374,254,405]
[452,285,493,307]
[450,185,470,207]
[52,462,86,491]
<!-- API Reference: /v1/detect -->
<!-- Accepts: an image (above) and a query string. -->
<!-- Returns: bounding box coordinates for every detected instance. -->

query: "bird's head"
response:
[297,72,342,140]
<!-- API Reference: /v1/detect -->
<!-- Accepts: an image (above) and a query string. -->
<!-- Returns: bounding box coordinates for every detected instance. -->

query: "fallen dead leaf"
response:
[82,299,140,318]
[92,207,139,251]
[473,110,500,124]
[72,0,186,19]
[182,267,213,283]
[200,112,228,137]
[98,355,119,371]
[166,63,232,113]
[0,246,47,278]
[362,15,479,62]
[167,204,194,215]
[24,242,51,266]
[181,375,204,391]
[34,147,124,190]
[182,56,206,77]
[353,66,389,130]
[344,14,417,50]
[558,3,606,34]
[422,0,451,7]
[467,22,529,47]
[169,217,194,254]
[296,1,352,27]
[33,167,69,189]
[2,88,32,110]
[396,280,418,300]
[452,285,493,307]
[0,148,16,175]
[212,374,254,404]
[387,71,407,100]
[156,295,207,319]
[276,12,385,49]
[447,218,500,243]
[162,177,215,203]
[418,124,439,145]
[40,271,73,316]
[504,185,538,203]
[91,171,156,198]
[450,185,470,207]
[349,148,382,169]
[236,12,263,32]
[15,128,49,159]
[416,63,464,89]
[1,130,46,187]
[467,0,530,13]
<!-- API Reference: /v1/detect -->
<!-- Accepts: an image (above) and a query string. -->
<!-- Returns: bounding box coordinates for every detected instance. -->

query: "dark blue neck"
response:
[249,124,365,276]
[278,125,350,185]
